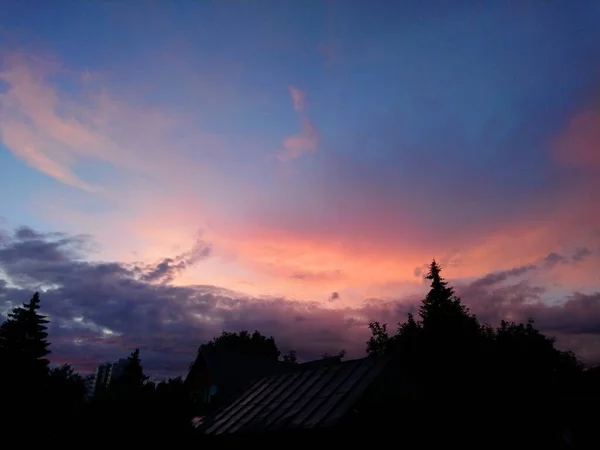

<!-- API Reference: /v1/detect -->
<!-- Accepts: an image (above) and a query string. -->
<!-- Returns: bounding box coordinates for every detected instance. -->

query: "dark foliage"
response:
[112,348,149,391]
[282,349,298,364]
[1,264,598,447]
[0,292,52,438]
[366,260,596,448]
[0,292,50,381]
[321,348,346,360]
[200,329,281,360]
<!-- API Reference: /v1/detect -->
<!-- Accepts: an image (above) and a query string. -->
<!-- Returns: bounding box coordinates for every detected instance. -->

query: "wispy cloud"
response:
[0,51,224,193]
[138,236,212,284]
[278,86,320,162]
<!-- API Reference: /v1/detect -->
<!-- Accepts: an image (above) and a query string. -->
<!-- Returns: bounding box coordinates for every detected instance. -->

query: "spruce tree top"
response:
[0,292,51,379]
[419,260,473,330]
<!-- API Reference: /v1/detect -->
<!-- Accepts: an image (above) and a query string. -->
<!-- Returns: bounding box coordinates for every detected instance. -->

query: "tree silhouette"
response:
[365,259,591,446]
[419,260,479,335]
[153,377,194,435]
[47,364,87,439]
[366,321,392,356]
[321,349,346,360]
[0,276,594,446]
[282,349,298,364]
[89,348,153,440]
[0,293,53,439]
[0,292,50,381]
[49,363,86,397]
[114,348,149,390]
[201,330,281,360]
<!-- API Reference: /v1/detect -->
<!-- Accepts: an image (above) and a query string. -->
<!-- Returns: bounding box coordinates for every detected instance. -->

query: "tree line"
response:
[0,295,347,442]
[0,260,598,445]
[363,261,600,446]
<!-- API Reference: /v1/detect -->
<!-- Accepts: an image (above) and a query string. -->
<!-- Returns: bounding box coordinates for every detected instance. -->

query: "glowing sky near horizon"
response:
[1,1,600,373]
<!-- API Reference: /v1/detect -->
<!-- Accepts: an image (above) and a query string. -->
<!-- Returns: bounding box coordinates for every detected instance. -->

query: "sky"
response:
[1,0,600,377]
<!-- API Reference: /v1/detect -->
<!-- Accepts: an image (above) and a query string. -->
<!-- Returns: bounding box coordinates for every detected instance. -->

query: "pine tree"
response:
[118,348,149,389]
[419,259,474,333]
[0,292,50,382]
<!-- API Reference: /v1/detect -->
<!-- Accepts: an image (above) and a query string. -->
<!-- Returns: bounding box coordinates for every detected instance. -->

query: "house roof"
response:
[199,355,391,435]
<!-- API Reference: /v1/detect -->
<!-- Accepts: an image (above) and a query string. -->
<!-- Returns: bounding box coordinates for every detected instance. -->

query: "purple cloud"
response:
[1,225,599,379]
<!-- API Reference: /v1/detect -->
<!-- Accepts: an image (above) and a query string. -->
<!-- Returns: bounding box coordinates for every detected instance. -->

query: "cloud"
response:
[0,50,224,192]
[457,265,600,363]
[139,237,212,284]
[278,86,320,162]
[1,6,599,378]
[572,247,592,262]
[1,225,600,378]
[3,49,598,311]
[0,225,372,376]
[0,49,235,277]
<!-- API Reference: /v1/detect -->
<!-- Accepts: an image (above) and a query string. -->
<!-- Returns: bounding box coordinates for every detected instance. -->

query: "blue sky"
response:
[1,0,600,373]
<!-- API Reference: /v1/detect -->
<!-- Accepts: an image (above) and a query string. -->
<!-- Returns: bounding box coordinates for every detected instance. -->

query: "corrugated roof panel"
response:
[202,356,390,435]
[257,370,318,430]
[235,372,308,433]
[300,358,383,428]
[333,357,376,393]
[316,359,362,397]
[203,378,261,431]
[299,392,347,428]
[226,371,302,433]
[320,358,390,427]
[212,375,287,435]
[204,377,273,434]
[275,365,348,429]
[286,363,360,428]
[288,360,368,429]
[285,367,326,401]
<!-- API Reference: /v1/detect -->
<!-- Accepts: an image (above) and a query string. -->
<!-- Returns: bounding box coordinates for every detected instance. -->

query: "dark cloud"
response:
[14,226,42,240]
[543,252,567,268]
[1,225,599,379]
[138,237,212,284]
[457,268,600,364]
[572,246,592,262]
[0,227,370,377]
[469,264,537,289]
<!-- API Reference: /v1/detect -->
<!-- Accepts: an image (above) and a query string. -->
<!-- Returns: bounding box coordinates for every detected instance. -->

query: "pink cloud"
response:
[2,50,599,316]
[289,86,306,112]
[0,51,225,193]
[278,86,320,162]
[3,224,600,374]
[0,50,230,273]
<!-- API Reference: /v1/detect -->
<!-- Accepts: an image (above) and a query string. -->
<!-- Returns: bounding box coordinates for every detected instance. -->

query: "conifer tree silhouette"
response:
[0,292,50,382]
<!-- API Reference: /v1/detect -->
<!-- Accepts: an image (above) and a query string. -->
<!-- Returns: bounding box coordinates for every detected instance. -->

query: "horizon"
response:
[1,0,600,378]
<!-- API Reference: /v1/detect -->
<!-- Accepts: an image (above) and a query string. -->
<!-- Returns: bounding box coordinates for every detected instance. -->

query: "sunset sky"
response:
[1,1,600,377]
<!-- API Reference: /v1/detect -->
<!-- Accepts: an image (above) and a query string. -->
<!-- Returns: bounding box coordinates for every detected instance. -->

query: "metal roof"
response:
[200,355,390,435]
[185,347,288,398]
